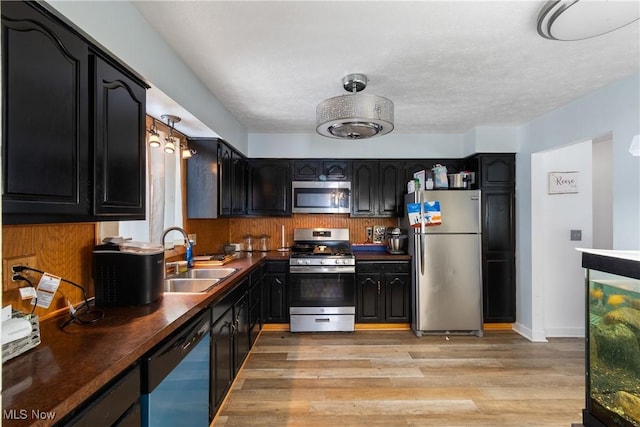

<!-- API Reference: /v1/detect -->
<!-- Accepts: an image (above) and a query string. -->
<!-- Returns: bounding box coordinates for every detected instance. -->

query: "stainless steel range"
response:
[289,228,356,332]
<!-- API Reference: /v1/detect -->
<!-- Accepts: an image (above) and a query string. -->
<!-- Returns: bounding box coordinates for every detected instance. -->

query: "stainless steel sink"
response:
[164,268,237,293]
[164,278,221,293]
[175,268,237,280]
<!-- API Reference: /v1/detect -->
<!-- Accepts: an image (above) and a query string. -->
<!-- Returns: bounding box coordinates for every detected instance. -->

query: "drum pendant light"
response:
[316,74,394,140]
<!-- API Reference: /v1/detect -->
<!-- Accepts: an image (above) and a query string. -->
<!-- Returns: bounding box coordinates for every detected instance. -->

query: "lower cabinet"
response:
[356,261,410,323]
[249,266,264,346]
[61,364,140,426]
[210,276,255,419]
[262,260,288,323]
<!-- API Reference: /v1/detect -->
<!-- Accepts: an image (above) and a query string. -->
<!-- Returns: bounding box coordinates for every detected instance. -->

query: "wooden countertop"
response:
[1,252,285,427]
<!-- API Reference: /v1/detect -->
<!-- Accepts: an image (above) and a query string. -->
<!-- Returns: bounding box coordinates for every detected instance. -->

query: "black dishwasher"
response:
[140,309,210,427]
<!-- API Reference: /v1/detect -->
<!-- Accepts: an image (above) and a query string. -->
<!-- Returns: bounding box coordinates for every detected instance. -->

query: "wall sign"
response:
[548,171,579,194]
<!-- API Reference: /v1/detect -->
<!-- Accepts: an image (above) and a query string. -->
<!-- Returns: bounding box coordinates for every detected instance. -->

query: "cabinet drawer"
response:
[65,364,140,426]
[357,261,410,274]
[265,261,288,273]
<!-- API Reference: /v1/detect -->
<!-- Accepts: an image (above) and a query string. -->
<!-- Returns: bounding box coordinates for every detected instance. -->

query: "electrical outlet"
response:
[188,234,197,245]
[3,254,37,291]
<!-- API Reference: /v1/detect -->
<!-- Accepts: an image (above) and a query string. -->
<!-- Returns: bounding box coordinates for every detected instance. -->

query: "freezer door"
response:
[412,233,483,334]
[404,191,481,234]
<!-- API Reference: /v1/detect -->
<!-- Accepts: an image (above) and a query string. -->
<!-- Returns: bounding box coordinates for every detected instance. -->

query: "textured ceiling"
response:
[135,1,640,136]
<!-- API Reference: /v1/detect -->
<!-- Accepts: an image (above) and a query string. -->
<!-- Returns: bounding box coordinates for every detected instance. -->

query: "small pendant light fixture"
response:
[147,118,161,148]
[161,114,181,154]
[316,73,394,140]
[180,141,197,159]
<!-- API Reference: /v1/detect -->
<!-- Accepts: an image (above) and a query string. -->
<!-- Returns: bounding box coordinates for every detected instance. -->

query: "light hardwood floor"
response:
[214,330,585,427]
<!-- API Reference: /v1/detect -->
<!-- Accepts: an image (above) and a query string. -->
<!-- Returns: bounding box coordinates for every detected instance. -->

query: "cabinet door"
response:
[93,55,146,218]
[292,160,320,180]
[234,292,250,374]
[356,274,382,322]
[231,151,247,216]
[2,1,89,218]
[210,307,234,416]
[351,161,377,216]
[323,160,351,180]
[187,138,219,218]
[480,155,515,187]
[247,160,291,215]
[249,270,262,346]
[384,273,410,322]
[262,273,287,323]
[218,143,232,216]
[482,188,516,322]
[378,161,403,217]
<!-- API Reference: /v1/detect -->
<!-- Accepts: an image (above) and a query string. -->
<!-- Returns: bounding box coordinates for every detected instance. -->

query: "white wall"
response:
[515,72,640,341]
[248,133,465,159]
[531,141,592,340]
[592,138,614,249]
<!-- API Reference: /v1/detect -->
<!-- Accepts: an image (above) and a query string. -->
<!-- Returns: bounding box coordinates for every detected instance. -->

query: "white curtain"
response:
[118,130,183,246]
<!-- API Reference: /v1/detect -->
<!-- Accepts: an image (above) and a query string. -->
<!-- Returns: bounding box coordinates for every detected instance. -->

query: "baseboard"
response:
[482,323,513,331]
[264,323,514,332]
[513,322,548,342]
[355,323,411,331]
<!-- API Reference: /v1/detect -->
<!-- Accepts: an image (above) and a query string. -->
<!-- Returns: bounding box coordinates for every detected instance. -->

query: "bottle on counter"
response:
[186,240,194,268]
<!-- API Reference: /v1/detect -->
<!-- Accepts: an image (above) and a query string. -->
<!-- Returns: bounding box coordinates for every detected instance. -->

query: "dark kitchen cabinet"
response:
[249,266,264,346]
[210,277,256,418]
[475,154,516,323]
[292,159,351,181]
[479,154,515,187]
[356,261,410,323]
[60,364,140,426]
[233,278,250,375]
[1,1,147,224]
[92,54,146,218]
[2,1,89,219]
[351,160,403,217]
[262,260,288,323]
[218,141,247,217]
[186,138,220,218]
[247,159,291,216]
[210,303,234,418]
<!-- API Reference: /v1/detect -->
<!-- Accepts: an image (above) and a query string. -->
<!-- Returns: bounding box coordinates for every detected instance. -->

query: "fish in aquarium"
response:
[607,294,628,307]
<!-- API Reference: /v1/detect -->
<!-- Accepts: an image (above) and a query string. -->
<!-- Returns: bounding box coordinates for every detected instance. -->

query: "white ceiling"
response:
[135,1,640,137]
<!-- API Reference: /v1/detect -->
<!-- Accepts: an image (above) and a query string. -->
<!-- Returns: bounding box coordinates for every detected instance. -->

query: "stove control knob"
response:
[305,259,311,265]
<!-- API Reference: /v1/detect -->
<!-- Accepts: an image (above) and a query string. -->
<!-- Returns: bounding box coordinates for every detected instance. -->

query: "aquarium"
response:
[581,249,640,427]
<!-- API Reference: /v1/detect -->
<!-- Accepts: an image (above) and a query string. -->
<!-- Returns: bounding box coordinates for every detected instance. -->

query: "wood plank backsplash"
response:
[228,215,399,251]
[2,223,96,319]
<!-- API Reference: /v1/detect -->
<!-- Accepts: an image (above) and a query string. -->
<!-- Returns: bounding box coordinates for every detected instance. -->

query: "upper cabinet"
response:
[218,140,247,217]
[351,160,403,217]
[247,159,291,216]
[292,160,351,181]
[1,1,148,224]
[92,55,146,217]
[187,138,220,219]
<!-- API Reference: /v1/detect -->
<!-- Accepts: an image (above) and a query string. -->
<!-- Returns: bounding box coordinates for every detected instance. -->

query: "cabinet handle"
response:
[378,281,381,294]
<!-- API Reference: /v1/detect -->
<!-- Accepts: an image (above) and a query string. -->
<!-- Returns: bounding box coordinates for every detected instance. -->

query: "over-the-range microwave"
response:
[291,181,351,214]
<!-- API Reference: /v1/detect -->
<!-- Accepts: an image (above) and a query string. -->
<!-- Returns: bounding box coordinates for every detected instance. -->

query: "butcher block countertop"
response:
[1,252,287,427]
[1,250,409,426]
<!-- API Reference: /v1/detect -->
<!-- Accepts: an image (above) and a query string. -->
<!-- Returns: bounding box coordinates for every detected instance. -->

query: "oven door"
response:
[289,267,355,308]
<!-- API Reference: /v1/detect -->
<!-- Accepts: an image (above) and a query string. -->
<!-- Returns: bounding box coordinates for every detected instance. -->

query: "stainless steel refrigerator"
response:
[401,190,483,337]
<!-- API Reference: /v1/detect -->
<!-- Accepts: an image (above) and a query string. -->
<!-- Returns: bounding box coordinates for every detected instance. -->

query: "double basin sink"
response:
[164,267,237,293]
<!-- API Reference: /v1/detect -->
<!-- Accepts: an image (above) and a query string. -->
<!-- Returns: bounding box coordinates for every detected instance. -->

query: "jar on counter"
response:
[259,234,270,252]
[243,234,254,252]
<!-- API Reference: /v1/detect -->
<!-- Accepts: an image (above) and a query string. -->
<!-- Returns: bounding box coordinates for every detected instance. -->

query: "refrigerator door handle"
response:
[419,233,425,276]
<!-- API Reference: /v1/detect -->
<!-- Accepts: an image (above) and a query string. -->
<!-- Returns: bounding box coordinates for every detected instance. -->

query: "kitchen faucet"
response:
[161,226,193,278]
